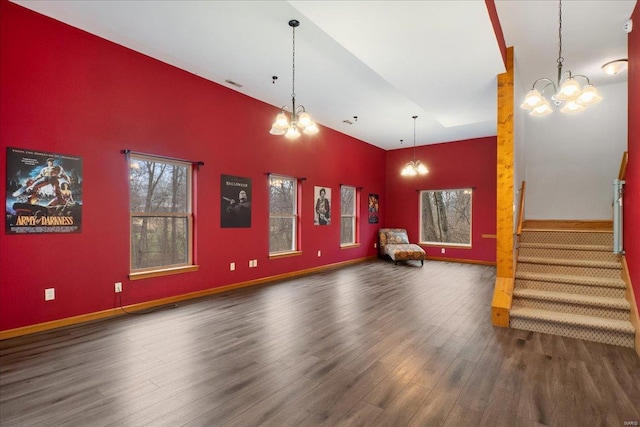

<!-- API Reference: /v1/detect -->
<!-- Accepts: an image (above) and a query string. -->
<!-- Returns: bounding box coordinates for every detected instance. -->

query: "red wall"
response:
[385,137,497,263]
[0,1,387,331]
[625,3,639,309]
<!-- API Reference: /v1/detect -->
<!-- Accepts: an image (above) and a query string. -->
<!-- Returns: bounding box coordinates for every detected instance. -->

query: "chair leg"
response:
[421,260,424,266]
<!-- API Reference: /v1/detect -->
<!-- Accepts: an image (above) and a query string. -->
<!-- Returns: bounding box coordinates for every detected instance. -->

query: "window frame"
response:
[419,187,472,248]
[268,174,300,256]
[340,185,358,247]
[128,153,197,279]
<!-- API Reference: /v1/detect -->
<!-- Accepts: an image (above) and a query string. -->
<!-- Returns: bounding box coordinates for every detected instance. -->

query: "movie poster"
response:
[314,186,331,225]
[5,147,83,234]
[221,174,251,228]
[368,193,379,224]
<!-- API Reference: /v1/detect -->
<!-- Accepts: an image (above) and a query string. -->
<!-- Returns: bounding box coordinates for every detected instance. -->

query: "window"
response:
[420,188,472,246]
[269,175,298,254]
[340,185,357,245]
[129,154,193,274]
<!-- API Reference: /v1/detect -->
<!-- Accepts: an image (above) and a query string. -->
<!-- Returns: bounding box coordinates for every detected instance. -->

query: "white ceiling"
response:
[11,0,637,150]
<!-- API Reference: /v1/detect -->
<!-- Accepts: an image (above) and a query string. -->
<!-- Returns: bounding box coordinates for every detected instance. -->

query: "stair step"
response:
[513,289,630,309]
[517,262,621,279]
[515,274,626,299]
[512,289,630,320]
[515,272,626,288]
[518,256,621,269]
[519,242,612,252]
[510,306,635,348]
[518,246,620,262]
[520,230,613,246]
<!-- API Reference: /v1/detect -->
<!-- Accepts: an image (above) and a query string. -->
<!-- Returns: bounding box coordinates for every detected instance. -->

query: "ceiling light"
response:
[401,116,428,177]
[602,59,628,75]
[520,0,601,117]
[269,19,318,138]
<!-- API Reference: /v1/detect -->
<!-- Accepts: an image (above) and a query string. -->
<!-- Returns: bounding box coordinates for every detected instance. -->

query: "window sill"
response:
[420,243,473,250]
[129,265,199,281]
[340,243,360,249]
[269,251,302,260]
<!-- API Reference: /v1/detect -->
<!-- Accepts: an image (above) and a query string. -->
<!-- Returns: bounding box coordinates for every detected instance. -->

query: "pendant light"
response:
[401,116,428,177]
[269,19,318,138]
[520,0,601,116]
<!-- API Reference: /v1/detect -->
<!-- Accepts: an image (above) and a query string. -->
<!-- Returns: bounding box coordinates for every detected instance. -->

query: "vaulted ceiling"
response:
[12,0,636,149]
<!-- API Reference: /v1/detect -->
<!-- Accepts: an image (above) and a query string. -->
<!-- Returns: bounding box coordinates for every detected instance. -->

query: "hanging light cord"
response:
[556,0,564,84]
[291,22,296,102]
[412,115,418,161]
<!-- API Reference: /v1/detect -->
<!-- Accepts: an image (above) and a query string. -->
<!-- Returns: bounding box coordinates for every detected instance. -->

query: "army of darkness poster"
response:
[6,147,83,234]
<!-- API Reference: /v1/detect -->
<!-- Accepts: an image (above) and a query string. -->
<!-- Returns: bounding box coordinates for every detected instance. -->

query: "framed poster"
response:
[5,147,83,234]
[314,186,331,225]
[368,193,379,224]
[221,174,251,228]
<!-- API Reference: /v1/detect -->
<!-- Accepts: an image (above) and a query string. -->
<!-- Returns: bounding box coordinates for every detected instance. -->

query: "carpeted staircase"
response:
[510,228,635,348]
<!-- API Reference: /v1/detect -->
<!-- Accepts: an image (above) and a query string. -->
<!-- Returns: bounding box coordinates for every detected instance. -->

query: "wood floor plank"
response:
[0,260,638,427]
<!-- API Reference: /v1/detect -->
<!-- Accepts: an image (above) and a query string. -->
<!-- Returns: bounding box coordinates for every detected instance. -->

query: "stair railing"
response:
[613,152,627,254]
[517,181,526,238]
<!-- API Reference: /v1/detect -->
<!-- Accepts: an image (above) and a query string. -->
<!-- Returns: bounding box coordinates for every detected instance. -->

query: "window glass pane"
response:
[269,177,295,214]
[340,217,354,244]
[269,217,295,253]
[341,187,355,215]
[131,216,188,269]
[420,189,471,245]
[340,186,356,245]
[129,160,188,213]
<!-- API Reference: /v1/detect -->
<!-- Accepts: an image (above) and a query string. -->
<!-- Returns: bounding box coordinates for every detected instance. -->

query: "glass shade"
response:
[576,85,602,106]
[529,101,553,117]
[521,89,545,109]
[285,126,300,139]
[274,112,289,128]
[416,161,429,175]
[401,163,417,177]
[297,111,312,128]
[269,126,286,135]
[602,59,627,75]
[555,78,581,100]
[560,98,586,113]
[303,123,319,135]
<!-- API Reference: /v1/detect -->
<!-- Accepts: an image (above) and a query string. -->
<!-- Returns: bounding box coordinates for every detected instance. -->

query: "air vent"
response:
[225,79,243,88]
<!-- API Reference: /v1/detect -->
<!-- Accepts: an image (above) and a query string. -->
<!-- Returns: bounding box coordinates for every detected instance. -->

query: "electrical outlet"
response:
[115,282,122,293]
[230,262,235,271]
[249,260,253,268]
[441,248,445,254]
[374,243,377,248]
[317,250,321,257]
[254,259,258,267]
[45,288,55,301]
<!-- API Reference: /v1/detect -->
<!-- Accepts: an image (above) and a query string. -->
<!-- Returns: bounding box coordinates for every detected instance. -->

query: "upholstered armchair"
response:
[378,228,425,266]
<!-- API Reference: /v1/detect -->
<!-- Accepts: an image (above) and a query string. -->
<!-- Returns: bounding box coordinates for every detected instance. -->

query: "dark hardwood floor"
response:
[1,260,639,426]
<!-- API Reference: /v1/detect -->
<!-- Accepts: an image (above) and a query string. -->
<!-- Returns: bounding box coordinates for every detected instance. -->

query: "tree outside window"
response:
[340,185,357,245]
[269,175,298,254]
[420,189,472,246]
[129,155,192,271]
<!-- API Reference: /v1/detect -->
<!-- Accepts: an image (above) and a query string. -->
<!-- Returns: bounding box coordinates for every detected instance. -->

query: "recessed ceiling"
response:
[11,0,636,150]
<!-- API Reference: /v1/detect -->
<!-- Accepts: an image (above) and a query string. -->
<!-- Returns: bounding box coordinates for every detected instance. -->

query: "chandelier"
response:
[520,0,602,116]
[401,116,428,177]
[269,19,318,138]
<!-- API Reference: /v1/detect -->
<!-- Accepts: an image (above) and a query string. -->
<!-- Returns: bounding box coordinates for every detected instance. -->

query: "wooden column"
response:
[492,46,514,327]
